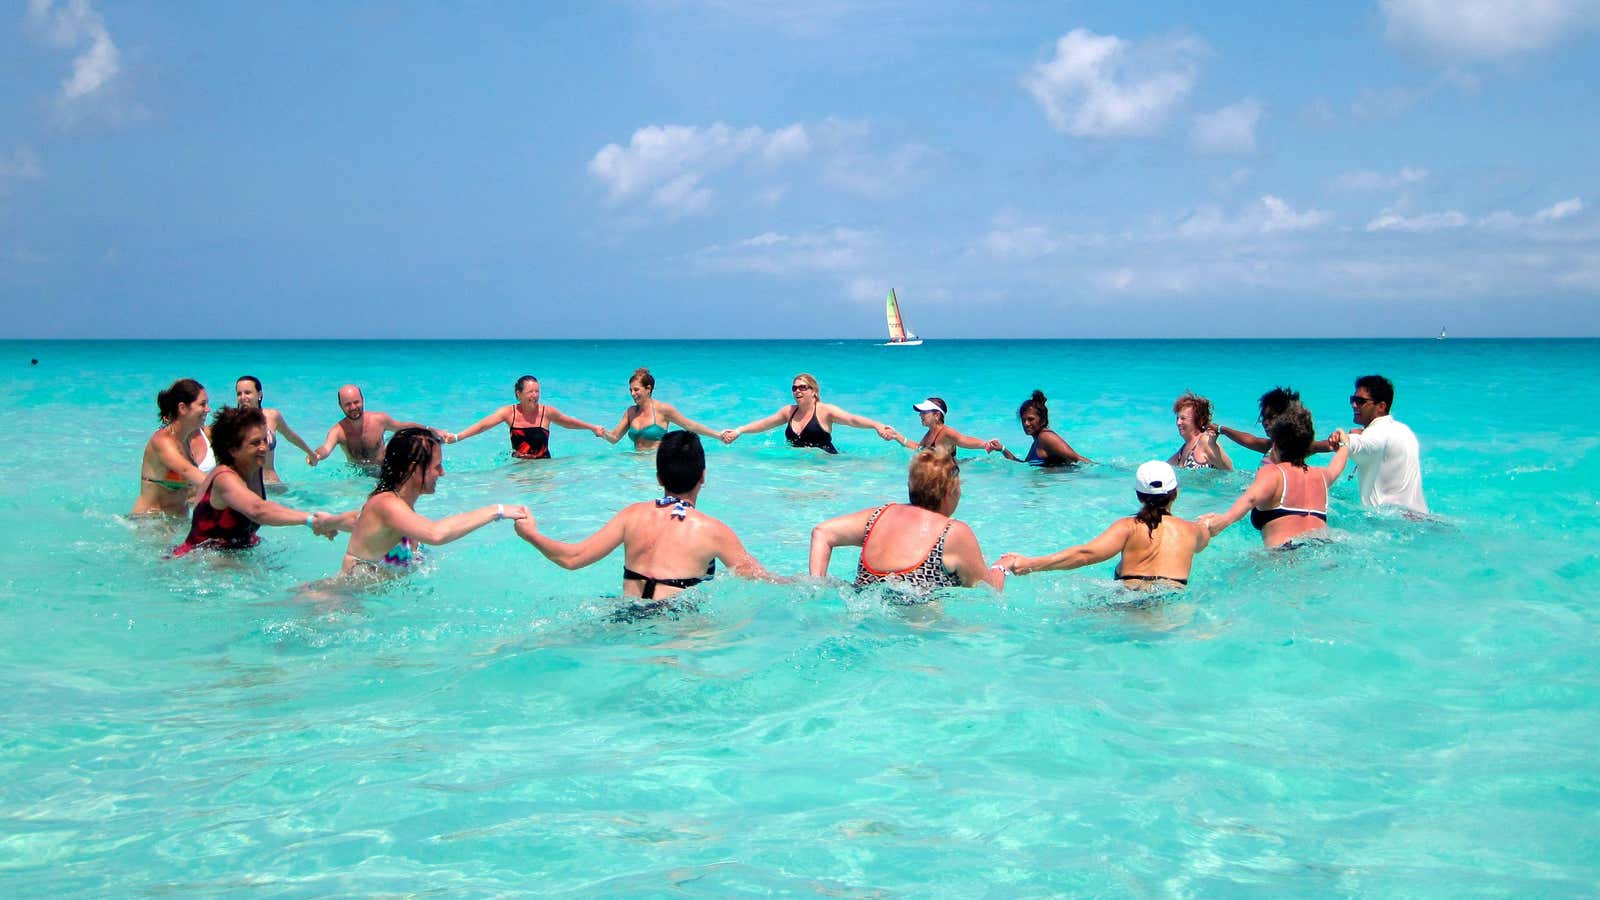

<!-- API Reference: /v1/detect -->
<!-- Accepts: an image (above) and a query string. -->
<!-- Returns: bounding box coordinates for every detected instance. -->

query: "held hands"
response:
[983,439,1003,453]
[496,504,530,522]
[719,429,740,445]
[306,451,320,467]
[1327,429,1346,449]
[310,512,341,540]
[995,553,1027,575]
[442,432,459,444]
[513,517,539,541]
[875,424,898,442]
[1196,512,1224,536]
[591,425,607,438]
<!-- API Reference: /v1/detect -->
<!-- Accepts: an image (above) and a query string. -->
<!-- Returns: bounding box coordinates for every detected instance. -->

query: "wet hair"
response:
[236,375,263,397]
[1173,391,1213,430]
[372,427,441,496]
[793,373,820,397]
[211,405,266,468]
[1355,374,1394,409]
[631,368,655,391]
[1018,390,1049,427]
[157,378,204,423]
[514,375,539,394]
[656,431,705,495]
[1258,386,1300,426]
[1267,405,1315,466]
[907,449,959,511]
[1134,488,1177,536]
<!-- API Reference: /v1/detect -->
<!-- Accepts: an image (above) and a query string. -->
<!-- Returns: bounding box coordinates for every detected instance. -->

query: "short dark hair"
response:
[656,431,705,495]
[236,375,263,395]
[1258,386,1300,425]
[1018,390,1048,426]
[373,428,440,496]
[211,405,267,467]
[1355,374,1394,408]
[157,378,204,422]
[1267,404,1315,466]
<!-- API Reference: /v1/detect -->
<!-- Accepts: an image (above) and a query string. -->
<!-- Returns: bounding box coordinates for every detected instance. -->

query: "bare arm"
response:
[941,522,1004,590]
[209,469,352,537]
[544,405,606,437]
[1218,426,1272,453]
[999,519,1131,574]
[1202,428,1233,471]
[309,423,344,465]
[452,406,512,443]
[713,521,771,580]
[381,496,529,546]
[1199,467,1277,536]
[723,406,792,443]
[941,425,999,452]
[822,403,896,440]
[514,509,628,569]
[1038,430,1091,464]
[808,507,875,577]
[657,401,721,440]
[153,433,208,486]
[268,409,314,456]
[1319,441,1351,483]
[602,408,634,445]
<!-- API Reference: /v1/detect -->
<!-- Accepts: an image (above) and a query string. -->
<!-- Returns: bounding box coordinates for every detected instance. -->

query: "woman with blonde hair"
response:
[721,373,898,454]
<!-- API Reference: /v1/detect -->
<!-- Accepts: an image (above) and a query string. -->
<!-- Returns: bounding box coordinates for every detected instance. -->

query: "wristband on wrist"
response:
[305,513,316,528]
[496,504,505,521]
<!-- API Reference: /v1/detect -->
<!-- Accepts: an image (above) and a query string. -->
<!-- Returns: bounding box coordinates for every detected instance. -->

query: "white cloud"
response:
[1379,0,1600,61]
[1174,195,1332,238]
[689,228,882,275]
[1535,198,1584,221]
[1190,99,1263,154]
[588,119,926,216]
[1023,28,1205,138]
[1366,209,1469,232]
[1333,167,1428,191]
[24,0,143,128]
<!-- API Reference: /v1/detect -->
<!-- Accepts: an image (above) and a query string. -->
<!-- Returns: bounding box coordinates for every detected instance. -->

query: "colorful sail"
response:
[886,290,907,342]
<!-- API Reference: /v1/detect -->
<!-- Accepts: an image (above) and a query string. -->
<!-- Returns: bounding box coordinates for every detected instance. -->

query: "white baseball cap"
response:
[912,397,948,414]
[1135,460,1178,494]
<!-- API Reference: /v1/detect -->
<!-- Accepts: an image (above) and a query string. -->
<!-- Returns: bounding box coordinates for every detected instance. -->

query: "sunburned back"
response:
[620,502,722,599]
[1253,463,1329,547]
[1116,516,1202,581]
[856,504,961,588]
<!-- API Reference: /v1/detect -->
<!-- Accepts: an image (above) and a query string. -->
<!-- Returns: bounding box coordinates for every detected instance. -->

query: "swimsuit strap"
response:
[861,504,891,542]
[656,495,694,520]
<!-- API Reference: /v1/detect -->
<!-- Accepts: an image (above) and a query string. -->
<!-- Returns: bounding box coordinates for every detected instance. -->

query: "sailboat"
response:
[883,289,923,346]
[1437,325,1447,341]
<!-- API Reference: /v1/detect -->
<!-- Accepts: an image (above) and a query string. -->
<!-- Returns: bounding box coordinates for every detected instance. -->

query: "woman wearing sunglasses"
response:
[720,373,898,454]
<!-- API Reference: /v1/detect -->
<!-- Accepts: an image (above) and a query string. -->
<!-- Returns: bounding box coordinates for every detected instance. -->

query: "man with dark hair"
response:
[515,432,769,606]
[1332,375,1427,513]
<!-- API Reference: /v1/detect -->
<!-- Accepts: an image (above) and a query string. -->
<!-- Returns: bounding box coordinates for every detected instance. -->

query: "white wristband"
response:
[496,504,505,521]
[305,513,316,528]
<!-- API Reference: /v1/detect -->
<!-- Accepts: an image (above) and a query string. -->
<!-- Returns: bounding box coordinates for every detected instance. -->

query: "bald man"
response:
[309,385,436,468]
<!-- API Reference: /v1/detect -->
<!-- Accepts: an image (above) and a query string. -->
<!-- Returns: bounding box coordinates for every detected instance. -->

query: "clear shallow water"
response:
[2,339,1597,894]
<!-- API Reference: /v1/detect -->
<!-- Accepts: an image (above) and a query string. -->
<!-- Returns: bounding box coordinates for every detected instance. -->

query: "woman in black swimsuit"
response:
[447,375,608,459]
[720,373,899,454]
[515,433,770,606]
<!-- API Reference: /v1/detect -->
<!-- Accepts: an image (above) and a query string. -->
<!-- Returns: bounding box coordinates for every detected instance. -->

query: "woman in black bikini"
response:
[515,432,770,606]
[1198,405,1349,548]
[998,460,1210,588]
[447,375,608,459]
[719,373,899,454]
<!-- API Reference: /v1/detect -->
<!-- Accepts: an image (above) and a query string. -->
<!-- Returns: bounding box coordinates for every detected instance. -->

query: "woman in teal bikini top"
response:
[604,367,723,451]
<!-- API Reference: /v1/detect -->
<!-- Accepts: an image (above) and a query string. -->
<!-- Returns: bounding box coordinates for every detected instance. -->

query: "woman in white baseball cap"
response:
[894,396,1004,456]
[997,460,1210,588]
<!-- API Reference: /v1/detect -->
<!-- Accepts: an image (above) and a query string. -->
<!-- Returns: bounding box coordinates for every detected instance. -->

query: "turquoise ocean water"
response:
[2,339,1597,894]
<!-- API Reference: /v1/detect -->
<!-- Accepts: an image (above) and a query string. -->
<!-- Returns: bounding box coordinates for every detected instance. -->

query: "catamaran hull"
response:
[882,340,924,346]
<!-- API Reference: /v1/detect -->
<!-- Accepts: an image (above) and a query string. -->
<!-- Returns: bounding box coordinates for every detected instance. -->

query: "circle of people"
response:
[134,368,1428,602]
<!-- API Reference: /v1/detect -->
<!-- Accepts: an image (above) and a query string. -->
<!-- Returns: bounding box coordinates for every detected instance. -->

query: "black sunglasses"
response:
[1349,395,1376,406]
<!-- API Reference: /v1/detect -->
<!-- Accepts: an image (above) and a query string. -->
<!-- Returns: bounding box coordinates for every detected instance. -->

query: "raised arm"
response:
[942,425,1001,453]
[266,409,314,456]
[808,507,875,577]
[999,519,1131,574]
[544,405,607,438]
[450,406,512,444]
[722,406,792,443]
[379,495,528,545]
[1198,466,1278,536]
[308,423,344,466]
[1217,425,1272,453]
[657,401,721,440]
[514,509,628,569]
[823,403,896,441]
[1319,440,1352,483]
[1202,428,1233,471]
[210,469,353,537]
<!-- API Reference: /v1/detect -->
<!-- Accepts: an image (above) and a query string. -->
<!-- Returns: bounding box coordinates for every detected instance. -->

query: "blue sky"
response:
[3,0,1598,338]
